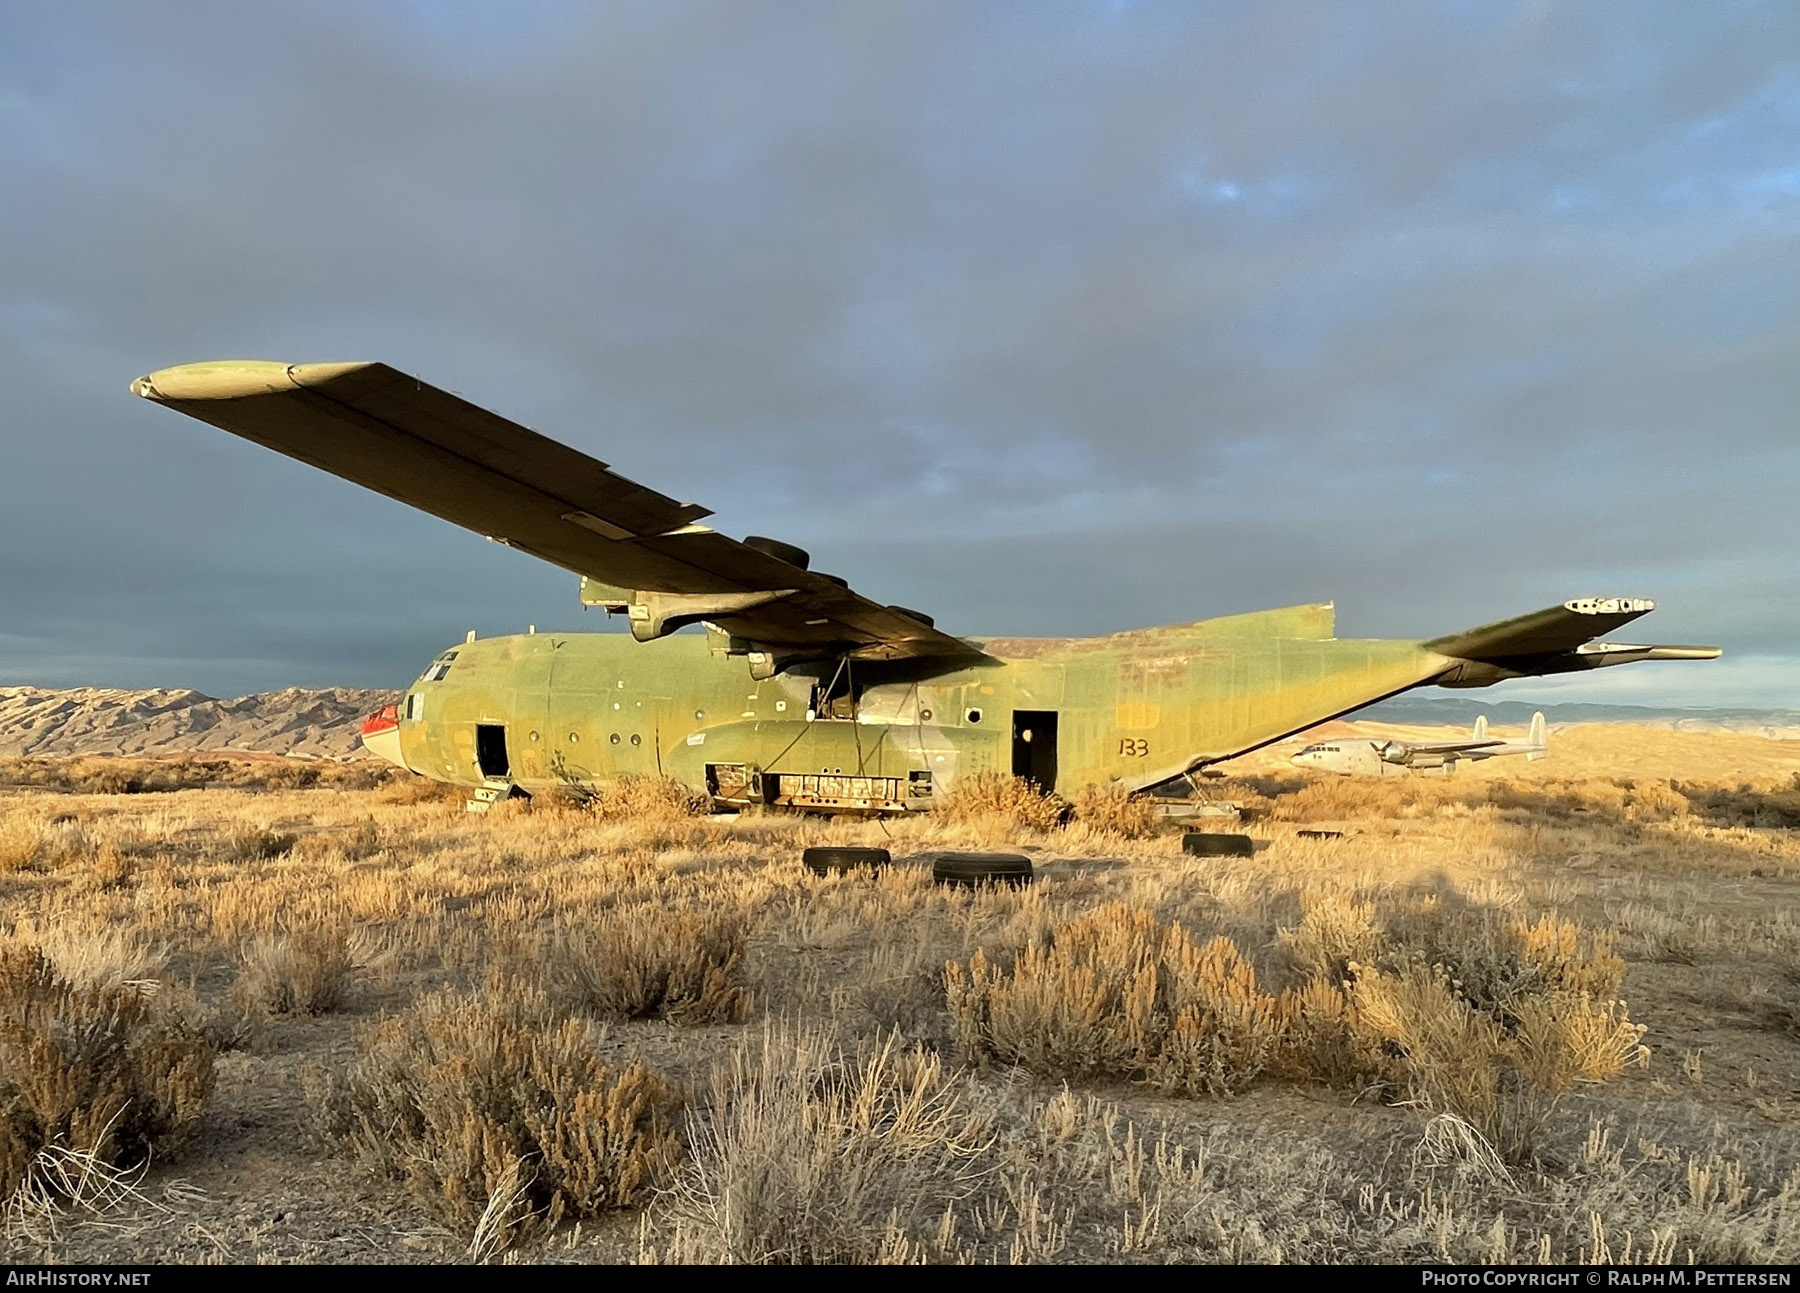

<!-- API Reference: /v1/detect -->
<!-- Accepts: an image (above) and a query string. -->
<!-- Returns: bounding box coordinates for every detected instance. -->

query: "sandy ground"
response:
[0,728,1794,1264]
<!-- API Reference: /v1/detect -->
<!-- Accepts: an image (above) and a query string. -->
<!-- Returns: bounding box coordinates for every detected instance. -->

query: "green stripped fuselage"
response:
[393,603,1454,798]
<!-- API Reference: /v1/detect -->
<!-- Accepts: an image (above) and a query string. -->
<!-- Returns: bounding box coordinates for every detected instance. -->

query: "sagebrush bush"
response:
[543,905,749,1024]
[310,983,680,1248]
[652,1025,992,1264]
[0,818,44,873]
[936,772,1066,833]
[555,771,710,820]
[1276,893,1383,985]
[0,946,214,1205]
[1305,908,1648,1162]
[20,924,168,994]
[946,904,1282,1095]
[1069,785,1161,839]
[237,926,384,1015]
[225,826,297,862]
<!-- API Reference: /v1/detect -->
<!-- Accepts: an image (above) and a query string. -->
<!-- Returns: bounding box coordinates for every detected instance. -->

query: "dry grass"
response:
[1069,784,1162,839]
[649,1024,994,1263]
[553,771,711,820]
[936,772,1067,835]
[947,905,1282,1095]
[0,730,1795,1262]
[538,905,749,1024]
[236,926,387,1015]
[307,980,681,1254]
[0,755,399,795]
[0,947,213,1209]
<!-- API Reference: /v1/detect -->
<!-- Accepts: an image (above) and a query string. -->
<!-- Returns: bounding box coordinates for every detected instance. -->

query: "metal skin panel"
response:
[391,624,1457,798]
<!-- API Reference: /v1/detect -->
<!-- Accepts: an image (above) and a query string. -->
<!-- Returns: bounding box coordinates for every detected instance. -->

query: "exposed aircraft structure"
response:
[1290,712,1547,777]
[132,360,1720,812]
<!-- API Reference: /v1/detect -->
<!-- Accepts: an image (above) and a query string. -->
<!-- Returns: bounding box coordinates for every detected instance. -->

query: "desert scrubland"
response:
[0,723,1795,1265]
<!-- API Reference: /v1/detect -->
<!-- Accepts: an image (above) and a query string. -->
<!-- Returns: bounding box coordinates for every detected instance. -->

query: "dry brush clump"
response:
[946,904,1283,1096]
[648,1025,994,1264]
[551,770,711,820]
[236,925,388,1016]
[308,981,682,1254]
[936,772,1067,835]
[1069,785,1162,839]
[223,826,297,863]
[946,898,1647,1163]
[1282,905,1647,1163]
[538,903,751,1025]
[0,946,214,1210]
[0,755,401,796]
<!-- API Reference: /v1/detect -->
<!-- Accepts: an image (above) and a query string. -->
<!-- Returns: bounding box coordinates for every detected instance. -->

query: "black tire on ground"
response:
[803,846,891,875]
[744,535,811,570]
[1182,832,1255,858]
[931,851,1034,887]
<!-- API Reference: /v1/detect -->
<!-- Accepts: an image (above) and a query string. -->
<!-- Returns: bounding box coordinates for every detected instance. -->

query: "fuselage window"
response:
[966,708,983,724]
[404,693,423,721]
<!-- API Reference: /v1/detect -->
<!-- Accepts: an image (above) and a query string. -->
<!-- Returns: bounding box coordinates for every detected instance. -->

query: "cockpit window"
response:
[422,650,458,683]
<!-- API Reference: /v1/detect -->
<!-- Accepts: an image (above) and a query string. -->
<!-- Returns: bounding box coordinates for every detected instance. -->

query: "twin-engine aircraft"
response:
[132,361,1719,813]
[1290,712,1548,777]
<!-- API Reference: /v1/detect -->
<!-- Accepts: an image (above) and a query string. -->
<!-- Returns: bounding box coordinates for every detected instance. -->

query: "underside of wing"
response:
[132,360,988,676]
[1425,598,1721,687]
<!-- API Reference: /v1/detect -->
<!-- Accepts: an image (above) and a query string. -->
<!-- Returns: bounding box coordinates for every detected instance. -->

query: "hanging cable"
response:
[758,655,847,774]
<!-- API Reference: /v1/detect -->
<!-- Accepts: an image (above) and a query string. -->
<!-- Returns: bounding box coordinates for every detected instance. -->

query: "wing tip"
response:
[131,360,378,402]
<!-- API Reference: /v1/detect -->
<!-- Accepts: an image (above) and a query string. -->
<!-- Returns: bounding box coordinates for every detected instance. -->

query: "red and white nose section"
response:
[359,704,408,770]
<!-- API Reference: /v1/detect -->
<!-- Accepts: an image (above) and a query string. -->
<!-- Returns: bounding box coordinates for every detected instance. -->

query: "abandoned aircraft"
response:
[131,360,1720,813]
[1290,711,1548,777]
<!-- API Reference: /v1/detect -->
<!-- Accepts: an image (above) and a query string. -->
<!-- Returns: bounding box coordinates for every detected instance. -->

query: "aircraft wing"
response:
[1396,739,1506,757]
[1425,598,1720,687]
[132,360,988,674]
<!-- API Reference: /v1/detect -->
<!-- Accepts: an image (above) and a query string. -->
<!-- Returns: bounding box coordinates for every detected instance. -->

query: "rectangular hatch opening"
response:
[475,724,510,779]
[1011,710,1059,794]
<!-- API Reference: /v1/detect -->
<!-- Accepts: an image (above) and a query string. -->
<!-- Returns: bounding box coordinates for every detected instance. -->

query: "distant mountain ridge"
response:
[1,685,1795,760]
[0,686,399,758]
[1360,696,1800,738]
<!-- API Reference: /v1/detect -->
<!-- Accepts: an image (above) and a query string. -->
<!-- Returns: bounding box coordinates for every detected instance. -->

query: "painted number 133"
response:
[1117,737,1150,757]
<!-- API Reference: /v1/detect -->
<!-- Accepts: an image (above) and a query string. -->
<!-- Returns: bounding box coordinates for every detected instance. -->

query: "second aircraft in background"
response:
[1291,713,1547,777]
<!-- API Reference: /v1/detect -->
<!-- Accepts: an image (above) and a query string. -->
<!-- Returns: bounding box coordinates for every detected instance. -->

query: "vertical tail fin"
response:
[1473,714,1488,742]
[1527,711,1547,760]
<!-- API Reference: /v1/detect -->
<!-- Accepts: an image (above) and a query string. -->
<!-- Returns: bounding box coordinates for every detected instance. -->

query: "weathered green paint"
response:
[396,603,1458,800]
[128,358,1721,807]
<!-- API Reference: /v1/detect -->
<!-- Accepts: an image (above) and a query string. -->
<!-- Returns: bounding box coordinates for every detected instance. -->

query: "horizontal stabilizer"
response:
[1427,598,1656,660]
[1427,598,1720,688]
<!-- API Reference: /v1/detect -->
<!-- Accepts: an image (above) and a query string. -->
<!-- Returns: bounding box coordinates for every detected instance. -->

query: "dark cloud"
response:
[1,1,1795,704]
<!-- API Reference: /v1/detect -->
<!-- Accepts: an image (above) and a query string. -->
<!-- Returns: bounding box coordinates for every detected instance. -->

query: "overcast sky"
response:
[2,1,1797,706]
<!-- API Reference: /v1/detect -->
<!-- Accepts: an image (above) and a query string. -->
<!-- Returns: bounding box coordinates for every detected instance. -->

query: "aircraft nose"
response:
[359,704,410,771]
